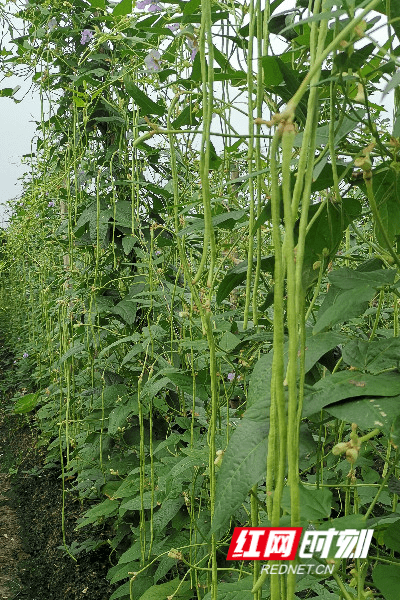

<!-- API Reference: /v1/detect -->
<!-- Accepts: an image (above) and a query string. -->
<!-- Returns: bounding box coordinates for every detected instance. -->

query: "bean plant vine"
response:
[1,0,400,599]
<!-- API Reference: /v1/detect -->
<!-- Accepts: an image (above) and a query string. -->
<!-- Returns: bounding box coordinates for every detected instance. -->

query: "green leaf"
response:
[124,76,165,116]
[262,55,284,86]
[111,297,137,325]
[304,331,347,373]
[281,484,332,520]
[353,164,400,249]
[109,581,130,600]
[108,402,138,435]
[119,490,159,513]
[14,392,40,414]
[0,87,15,97]
[153,497,184,531]
[313,267,396,333]
[138,577,191,599]
[247,352,273,409]
[383,519,400,553]
[216,256,274,304]
[219,331,240,352]
[325,395,400,435]
[342,337,400,374]
[303,371,400,418]
[295,113,365,149]
[113,0,132,16]
[302,198,362,289]
[122,235,136,255]
[162,369,208,402]
[76,499,118,529]
[89,0,106,8]
[313,285,373,333]
[372,564,400,600]
[202,576,255,600]
[212,403,270,537]
[183,0,201,15]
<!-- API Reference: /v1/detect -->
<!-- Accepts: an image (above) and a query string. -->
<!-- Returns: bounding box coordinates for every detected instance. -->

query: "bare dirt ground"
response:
[0,473,28,599]
[0,408,116,600]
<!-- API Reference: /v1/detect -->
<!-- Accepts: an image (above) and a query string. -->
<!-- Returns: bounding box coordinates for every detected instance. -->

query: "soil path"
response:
[0,408,117,600]
[0,473,27,599]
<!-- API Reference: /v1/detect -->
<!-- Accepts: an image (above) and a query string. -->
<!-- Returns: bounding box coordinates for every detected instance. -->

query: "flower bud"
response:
[346,448,359,464]
[354,156,372,172]
[168,548,183,560]
[332,442,348,455]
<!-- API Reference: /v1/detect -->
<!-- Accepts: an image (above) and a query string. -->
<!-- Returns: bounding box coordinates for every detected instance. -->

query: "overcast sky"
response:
[0,1,394,228]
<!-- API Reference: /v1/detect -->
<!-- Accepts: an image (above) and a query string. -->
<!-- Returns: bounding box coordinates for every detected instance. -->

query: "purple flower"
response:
[227,372,235,381]
[48,18,57,32]
[155,250,161,255]
[144,49,161,72]
[13,360,17,364]
[167,23,179,32]
[23,352,29,358]
[80,29,93,45]
[136,0,152,7]
[48,201,55,207]
[35,213,40,217]
[148,3,162,11]
[186,37,198,61]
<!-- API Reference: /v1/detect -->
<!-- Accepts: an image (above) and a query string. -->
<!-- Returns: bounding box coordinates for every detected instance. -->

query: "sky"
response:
[0,0,395,228]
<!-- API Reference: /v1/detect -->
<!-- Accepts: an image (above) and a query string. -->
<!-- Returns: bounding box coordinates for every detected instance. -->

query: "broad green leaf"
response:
[98,335,140,359]
[138,577,191,600]
[383,519,400,553]
[179,210,246,236]
[113,0,132,16]
[372,564,400,600]
[304,331,347,373]
[216,256,274,304]
[162,369,208,402]
[202,576,255,600]
[109,582,130,600]
[153,497,184,531]
[122,235,136,255]
[390,415,400,448]
[310,162,347,192]
[313,267,396,333]
[89,0,105,8]
[119,490,159,513]
[247,352,273,409]
[219,331,240,352]
[262,55,284,85]
[76,499,118,529]
[183,0,201,15]
[14,392,40,414]
[302,198,362,289]
[111,297,137,325]
[281,484,332,520]
[326,395,400,435]
[212,403,270,537]
[108,402,138,435]
[353,164,400,249]
[124,76,165,116]
[0,87,15,97]
[114,200,135,228]
[342,337,400,374]
[295,113,365,148]
[313,285,373,333]
[303,371,400,418]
